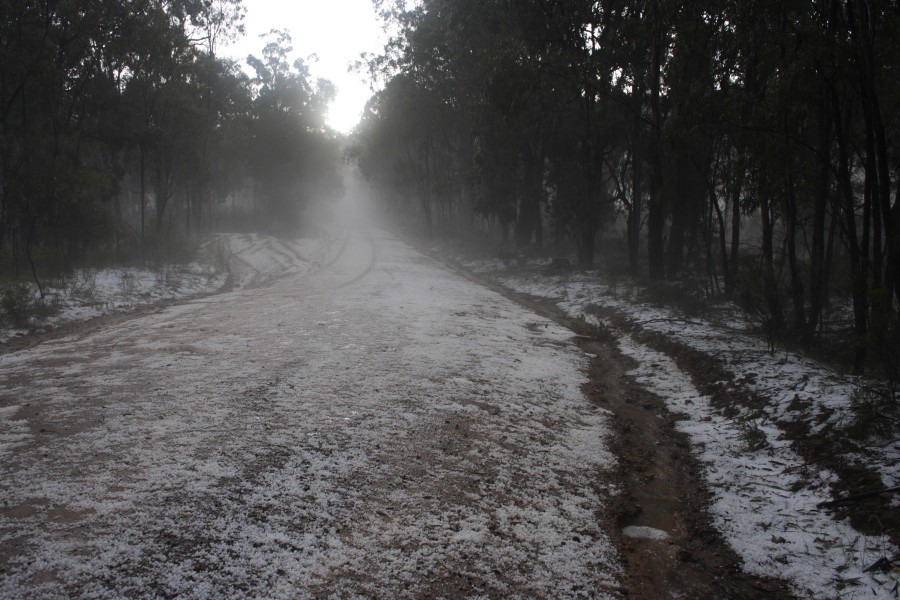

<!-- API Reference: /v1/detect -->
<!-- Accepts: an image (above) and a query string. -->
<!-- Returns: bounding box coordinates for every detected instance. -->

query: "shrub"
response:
[1,283,36,328]
[0,283,59,329]
[639,280,707,318]
[846,386,898,441]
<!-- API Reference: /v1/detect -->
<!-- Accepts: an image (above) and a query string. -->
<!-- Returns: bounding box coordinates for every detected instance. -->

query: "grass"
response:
[738,416,770,452]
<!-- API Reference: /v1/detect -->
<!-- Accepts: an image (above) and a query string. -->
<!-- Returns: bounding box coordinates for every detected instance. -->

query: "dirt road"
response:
[1,229,628,598]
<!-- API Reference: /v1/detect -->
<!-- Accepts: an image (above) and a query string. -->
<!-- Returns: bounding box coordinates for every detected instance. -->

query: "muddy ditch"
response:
[429,252,795,598]
[590,303,899,550]
[578,328,793,598]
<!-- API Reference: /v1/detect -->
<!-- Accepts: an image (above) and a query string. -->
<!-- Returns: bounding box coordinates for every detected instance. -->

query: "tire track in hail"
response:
[229,231,350,290]
[332,231,377,290]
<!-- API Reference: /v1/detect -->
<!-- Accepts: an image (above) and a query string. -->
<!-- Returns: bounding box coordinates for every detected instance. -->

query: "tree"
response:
[356,0,900,377]
[246,31,342,233]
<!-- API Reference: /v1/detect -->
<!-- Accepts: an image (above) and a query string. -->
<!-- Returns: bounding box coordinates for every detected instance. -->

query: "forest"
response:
[3,0,900,382]
[0,0,342,294]
[352,0,900,379]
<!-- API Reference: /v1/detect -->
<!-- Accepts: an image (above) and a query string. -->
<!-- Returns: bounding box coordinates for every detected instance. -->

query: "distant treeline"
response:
[0,0,341,275]
[351,0,900,371]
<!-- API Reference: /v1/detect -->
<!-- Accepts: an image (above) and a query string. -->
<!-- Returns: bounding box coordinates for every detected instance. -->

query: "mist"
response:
[1,2,898,599]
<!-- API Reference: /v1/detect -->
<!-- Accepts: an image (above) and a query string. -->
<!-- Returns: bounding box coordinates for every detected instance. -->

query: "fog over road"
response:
[0,221,623,597]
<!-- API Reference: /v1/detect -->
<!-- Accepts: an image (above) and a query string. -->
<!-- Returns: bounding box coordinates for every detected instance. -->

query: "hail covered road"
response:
[0,224,623,598]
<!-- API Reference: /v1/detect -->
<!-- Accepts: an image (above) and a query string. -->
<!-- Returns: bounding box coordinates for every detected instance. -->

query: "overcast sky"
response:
[222,0,388,133]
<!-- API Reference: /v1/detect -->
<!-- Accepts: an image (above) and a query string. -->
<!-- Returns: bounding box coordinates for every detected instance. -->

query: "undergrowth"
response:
[738,417,769,452]
[0,283,60,329]
[0,234,220,333]
[846,386,898,442]
[639,280,708,318]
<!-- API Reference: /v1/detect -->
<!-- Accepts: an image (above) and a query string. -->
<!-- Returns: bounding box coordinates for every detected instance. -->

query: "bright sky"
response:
[223,0,387,133]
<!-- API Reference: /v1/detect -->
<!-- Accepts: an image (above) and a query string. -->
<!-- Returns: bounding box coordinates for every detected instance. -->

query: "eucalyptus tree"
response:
[0,0,138,286]
[360,0,631,255]
[358,0,900,370]
[834,0,900,371]
[354,74,448,234]
[2,0,241,266]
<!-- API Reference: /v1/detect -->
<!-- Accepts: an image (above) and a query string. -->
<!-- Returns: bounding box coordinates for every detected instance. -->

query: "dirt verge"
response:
[0,298,190,356]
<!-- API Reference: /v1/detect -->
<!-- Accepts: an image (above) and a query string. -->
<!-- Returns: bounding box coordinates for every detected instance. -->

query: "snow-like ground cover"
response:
[0,230,623,598]
[459,256,899,599]
[0,261,225,343]
[0,234,336,344]
[216,232,337,289]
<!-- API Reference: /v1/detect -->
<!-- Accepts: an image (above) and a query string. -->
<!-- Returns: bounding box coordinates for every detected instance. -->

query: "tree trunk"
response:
[628,156,642,273]
[708,176,729,292]
[578,223,595,268]
[822,203,838,311]
[421,134,433,237]
[851,0,896,305]
[628,82,644,274]
[759,192,783,329]
[140,145,146,243]
[834,93,868,372]
[185,182,192,235]
[646,30,665,281]
[515,140,543,248]
[24,232,44,299]
[647,153,665,280]
[728,166,743,294]
[155,147,169,235]
[667,156,692,278]
[806,88,832,343]
[784,180,806,334]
